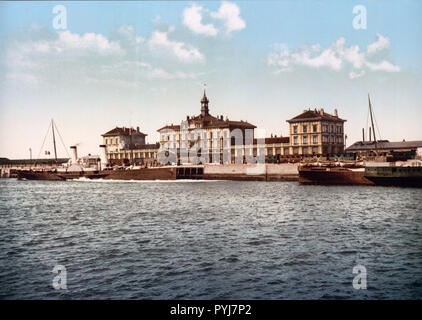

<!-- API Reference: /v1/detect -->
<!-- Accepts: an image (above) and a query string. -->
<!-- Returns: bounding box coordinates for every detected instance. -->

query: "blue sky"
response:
[1,1,421,158]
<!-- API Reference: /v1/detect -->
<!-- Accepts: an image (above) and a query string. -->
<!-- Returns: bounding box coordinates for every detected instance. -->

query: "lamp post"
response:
[345,134,348,150]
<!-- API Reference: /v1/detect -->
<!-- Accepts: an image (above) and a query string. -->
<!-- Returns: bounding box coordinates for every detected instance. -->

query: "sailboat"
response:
[17,120,109,181]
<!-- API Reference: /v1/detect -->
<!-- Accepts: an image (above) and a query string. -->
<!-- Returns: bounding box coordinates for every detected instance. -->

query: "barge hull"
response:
[298,168,374,185]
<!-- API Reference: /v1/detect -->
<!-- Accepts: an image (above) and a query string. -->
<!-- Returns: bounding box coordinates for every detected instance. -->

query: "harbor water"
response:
[0,178,421,299]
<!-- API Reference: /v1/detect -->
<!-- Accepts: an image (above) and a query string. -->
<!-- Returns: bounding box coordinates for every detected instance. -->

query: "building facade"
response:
[157,93,347,164]
[158,91,257,164]
[286,108,346,156]
[102,126,159,166]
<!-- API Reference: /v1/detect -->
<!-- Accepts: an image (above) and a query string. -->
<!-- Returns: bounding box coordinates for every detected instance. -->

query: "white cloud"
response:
[268,34,400,79]
[117,25,145,45]
[183,4,218,36]
[182,1,246,36]
[366,60,400,72]
[2,26,203,88]
[367,34,390,54]
[56,31,125,55]
[148,29,204,63]
[211,1,246,35]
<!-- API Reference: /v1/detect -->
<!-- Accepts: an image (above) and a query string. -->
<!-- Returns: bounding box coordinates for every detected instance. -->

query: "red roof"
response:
[102,127,147,136]
[253,137,290,144]
[158,114,256,132]
[287,109,345,123]
[157,124,181,132]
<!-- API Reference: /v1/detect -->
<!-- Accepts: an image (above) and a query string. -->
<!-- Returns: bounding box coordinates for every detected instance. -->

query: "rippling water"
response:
[0,178,421,299]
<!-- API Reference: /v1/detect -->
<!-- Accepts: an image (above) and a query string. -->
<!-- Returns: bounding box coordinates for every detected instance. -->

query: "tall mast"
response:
[51,119,58,166]
[368,94,378,154]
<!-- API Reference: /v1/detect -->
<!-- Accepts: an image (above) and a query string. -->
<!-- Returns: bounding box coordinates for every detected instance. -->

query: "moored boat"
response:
[364,161,422,187]
[298,165,374,185]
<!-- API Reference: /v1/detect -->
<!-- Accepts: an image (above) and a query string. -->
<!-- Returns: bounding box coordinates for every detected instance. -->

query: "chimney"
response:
[362,128,365,142]
[136,126,139,132]
[334,109,338,117]
[220,115,223,121]
[70,146,78,163]
[303,108,308,113]
[320,108,324,115]
[187,115,190,120]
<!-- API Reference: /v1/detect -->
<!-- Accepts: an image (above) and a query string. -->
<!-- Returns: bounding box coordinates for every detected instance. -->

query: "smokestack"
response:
[70,146,78,163]
[136,126,139,132]
[99,145,107,169]
[334,109,338,117]
[369,127,372,142]
[362,128,365,142]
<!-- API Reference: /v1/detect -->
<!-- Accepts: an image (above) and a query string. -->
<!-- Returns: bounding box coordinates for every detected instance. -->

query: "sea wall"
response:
[104,167,176,180]
[203,163,298,181]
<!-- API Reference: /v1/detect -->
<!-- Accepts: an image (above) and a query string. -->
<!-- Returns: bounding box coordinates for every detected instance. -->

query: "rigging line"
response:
[373,112,383,141]
[365,103,370,141]
[369,99,382,141]
[35,120,52,165]
[53,121,71,159]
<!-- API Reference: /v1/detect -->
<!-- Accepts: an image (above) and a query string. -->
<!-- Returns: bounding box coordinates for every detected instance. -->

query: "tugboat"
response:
[17,120,108,181]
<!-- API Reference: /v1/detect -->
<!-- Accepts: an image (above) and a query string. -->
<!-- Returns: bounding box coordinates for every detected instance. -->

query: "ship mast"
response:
[368,94,378,156]
[51,119,58,167]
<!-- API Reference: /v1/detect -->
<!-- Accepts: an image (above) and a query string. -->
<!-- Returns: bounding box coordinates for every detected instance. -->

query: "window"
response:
[293,136,298,145]
[303,136,308,144]
[313,125,317,132]
[313,136,318,144]
[303,125,307,133]
[322,136,328,143]
[293,126,298,134]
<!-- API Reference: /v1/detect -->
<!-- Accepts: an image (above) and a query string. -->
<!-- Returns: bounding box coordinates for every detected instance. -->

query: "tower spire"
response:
[201,85,209,116]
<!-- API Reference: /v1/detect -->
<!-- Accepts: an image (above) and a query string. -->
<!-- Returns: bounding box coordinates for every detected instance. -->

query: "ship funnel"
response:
[70,146,78,163]
[99,145,107,168]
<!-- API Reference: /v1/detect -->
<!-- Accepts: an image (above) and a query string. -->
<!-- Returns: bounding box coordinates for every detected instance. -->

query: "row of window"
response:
[105,138,119,145]
[292,135,343,145]
[108,152,156,159]
[293,124,318,134]
[293,124,343,134]
[161,130,231,142]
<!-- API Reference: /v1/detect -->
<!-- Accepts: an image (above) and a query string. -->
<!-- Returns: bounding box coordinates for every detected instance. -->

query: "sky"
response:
[0,0,421,159]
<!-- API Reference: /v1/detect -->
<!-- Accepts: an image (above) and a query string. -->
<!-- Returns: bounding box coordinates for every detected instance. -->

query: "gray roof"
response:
[346,140,422,152]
